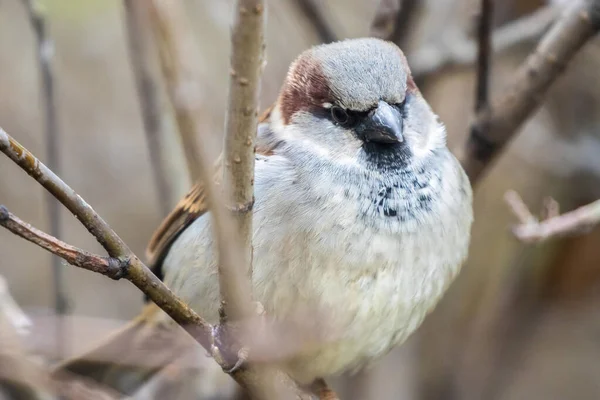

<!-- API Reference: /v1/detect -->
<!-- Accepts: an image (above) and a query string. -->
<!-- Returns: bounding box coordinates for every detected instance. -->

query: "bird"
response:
[55,37,473,397]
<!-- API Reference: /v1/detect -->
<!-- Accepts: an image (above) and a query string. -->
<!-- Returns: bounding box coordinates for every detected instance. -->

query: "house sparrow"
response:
[57,38,473,395]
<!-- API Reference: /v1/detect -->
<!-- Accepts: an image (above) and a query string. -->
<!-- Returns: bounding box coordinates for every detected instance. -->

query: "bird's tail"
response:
[51,303,193,396]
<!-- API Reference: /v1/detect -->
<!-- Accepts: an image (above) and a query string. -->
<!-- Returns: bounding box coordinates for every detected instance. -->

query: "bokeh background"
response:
[1,0,600,399]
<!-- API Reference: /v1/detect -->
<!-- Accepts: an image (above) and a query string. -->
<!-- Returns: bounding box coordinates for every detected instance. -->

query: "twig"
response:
[409,5,559,78]
[474,0,493,113]
[461,0,600,183]
[0,207,120,279]
[123,0,173,216]
[504,190,600,243]
[20,0,69,360]
[294,0,337,43]
[0,127,214,350]
[146,0,204,182]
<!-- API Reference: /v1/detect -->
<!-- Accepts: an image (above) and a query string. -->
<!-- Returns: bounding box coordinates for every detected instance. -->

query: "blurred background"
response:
[1,0,600,399]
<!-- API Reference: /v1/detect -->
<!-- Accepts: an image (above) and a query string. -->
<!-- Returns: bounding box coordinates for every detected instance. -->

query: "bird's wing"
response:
[145,104,277,276]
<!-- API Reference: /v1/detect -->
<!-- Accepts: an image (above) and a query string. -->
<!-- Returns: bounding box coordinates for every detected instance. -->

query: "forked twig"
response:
[505,191,600,243]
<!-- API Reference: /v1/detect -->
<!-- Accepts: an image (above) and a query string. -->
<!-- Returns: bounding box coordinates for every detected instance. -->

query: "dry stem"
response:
[505,191,600,243]
[461,0,600,183]
[146,0,205,182]
[123,0,173,216]
[474,0,493,113]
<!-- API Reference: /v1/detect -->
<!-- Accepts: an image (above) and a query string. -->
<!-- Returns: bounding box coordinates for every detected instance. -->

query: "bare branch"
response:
[474,0,493,113]
[505,191,600,243]
[461,0,600,183]
[410,5,559,78]
[146,0,205,182]
[19,0,69,357]
[0,127,214,351]
[221,0,265,321]
[0,206,121,279]
[123,0,174,216]
[294,0,337,43]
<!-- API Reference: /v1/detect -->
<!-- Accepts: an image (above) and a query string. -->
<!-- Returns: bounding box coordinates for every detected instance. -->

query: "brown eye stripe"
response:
[279,55,332,125]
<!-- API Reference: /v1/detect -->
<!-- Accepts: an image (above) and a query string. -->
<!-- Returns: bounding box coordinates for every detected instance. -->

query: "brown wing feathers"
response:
[145,105,275,278]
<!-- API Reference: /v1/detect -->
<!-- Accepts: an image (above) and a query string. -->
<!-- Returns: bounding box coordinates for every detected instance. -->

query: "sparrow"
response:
[56,37,473,396]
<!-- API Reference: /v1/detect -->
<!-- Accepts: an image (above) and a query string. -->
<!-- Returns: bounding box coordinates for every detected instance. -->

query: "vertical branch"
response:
[221,0,266,320]
[20,0,69,358]
[294,0,337,43]
[475,0,494,113]
[146,0,205,182]
[123,0,173,216]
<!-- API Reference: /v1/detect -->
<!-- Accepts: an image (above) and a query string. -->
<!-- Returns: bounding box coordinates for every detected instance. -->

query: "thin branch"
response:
[461,0,600,183]
[294,0,337,43]
[474,0,493,113]
[0,127,213,351]
[410,5,559,78]
[505,191,600,243]
[123,0,173,216]
[19,0,69,360]
[0,206,120,279]
[146,0,204,182]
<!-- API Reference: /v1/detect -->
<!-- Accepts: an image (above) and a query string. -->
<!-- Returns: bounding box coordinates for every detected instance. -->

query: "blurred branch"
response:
[146,0,204,182]
[19,0,69,357]
[505,191,600,243]
[371,0,419,48]
[123,0,173,216]
[474,0,493,113]
[294,0,337,43]
[460,0,600,183]
[410,5,559,78]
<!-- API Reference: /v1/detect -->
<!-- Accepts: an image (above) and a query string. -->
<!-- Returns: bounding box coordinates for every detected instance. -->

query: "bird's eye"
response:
[331,106,349,125]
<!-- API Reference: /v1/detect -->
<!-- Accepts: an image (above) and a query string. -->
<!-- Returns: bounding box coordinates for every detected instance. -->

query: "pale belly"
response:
[163,213,468,384]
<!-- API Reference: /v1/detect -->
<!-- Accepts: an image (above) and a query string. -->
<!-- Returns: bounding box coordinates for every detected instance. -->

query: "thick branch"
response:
[294,0,337,43]
[461,0,600,183]
[505,191,600,243]
[123,0,173,215]
[222,0,265,322]
[0,127,213,350]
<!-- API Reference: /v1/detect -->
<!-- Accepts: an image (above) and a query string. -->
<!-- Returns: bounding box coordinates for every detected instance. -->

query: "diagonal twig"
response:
[461,0,600,184]
[505,191,600,243]
[371,0,419,48]
[0,127,214,351]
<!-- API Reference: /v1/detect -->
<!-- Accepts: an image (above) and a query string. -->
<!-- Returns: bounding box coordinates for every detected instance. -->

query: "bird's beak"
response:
[358,100,404,144]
